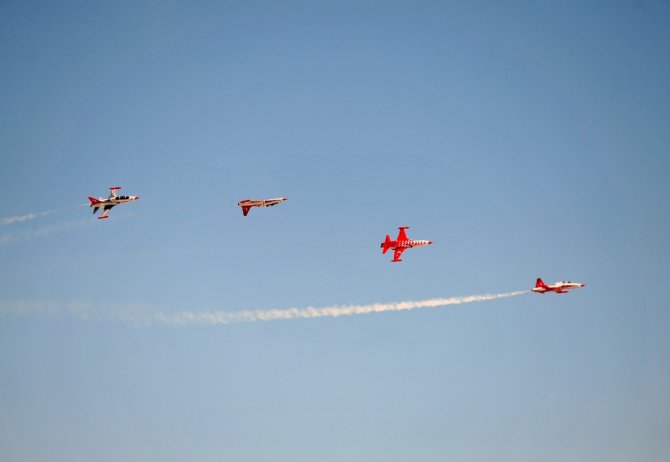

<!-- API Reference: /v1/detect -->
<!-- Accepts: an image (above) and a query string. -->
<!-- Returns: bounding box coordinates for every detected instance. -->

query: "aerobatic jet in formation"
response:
[238,197,288,216]
[380,226,432,262]
[88,187,140,220]
[531,278,585,294]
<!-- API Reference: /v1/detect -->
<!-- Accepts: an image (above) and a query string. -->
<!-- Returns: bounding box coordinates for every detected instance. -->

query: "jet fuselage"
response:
[88,187,140,219]
[532,278,585,294]
[381,227,432,262]
[238,197,288,216]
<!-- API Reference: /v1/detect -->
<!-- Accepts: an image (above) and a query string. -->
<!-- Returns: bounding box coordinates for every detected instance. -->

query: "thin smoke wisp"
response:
[0,218,92,247]
[1,204,88,226]
[2,210,54,225]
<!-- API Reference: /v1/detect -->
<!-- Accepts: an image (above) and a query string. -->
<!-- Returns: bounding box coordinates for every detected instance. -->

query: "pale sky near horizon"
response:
[1,1,669,461]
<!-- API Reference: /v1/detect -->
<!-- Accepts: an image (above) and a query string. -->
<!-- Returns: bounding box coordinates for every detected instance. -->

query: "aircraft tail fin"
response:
[381,235,392,254]
[242,206,251,217]
[535,278,547,288]
[88,196,101,205]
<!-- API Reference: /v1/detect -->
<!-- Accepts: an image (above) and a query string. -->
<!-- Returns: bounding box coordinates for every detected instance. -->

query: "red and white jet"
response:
[88,187,140,220]
[532,278,585,294]
[238,197,287,216]
[381,226,432,262]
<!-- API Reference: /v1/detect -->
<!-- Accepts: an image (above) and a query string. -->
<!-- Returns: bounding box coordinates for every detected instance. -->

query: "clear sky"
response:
[1,1,669,460]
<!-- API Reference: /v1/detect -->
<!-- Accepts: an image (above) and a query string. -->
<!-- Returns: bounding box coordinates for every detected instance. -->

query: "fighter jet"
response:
[238,197,287,216]
[381,226,432,262]
[88,186,140,220]
[532,278,585,294]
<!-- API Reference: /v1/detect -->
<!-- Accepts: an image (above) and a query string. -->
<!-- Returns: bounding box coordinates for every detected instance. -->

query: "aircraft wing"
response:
[109,186,121,199]
[392,248,406,262]
[396,227,409,241]
[98,204,116,219]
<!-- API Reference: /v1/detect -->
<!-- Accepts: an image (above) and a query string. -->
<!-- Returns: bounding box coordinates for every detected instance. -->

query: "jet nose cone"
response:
[428,241,433,244]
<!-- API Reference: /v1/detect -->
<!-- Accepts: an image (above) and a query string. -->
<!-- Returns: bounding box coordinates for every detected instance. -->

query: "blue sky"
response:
[1,1,669,460]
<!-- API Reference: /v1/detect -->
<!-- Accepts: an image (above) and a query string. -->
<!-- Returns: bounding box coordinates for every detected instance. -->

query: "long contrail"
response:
[0,291,529,326]
[151,290,529,326]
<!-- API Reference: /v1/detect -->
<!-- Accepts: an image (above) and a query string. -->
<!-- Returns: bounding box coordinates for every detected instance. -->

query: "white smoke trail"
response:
[2,210,55,225]
[153,291,528,326]
[0,291,529,326]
